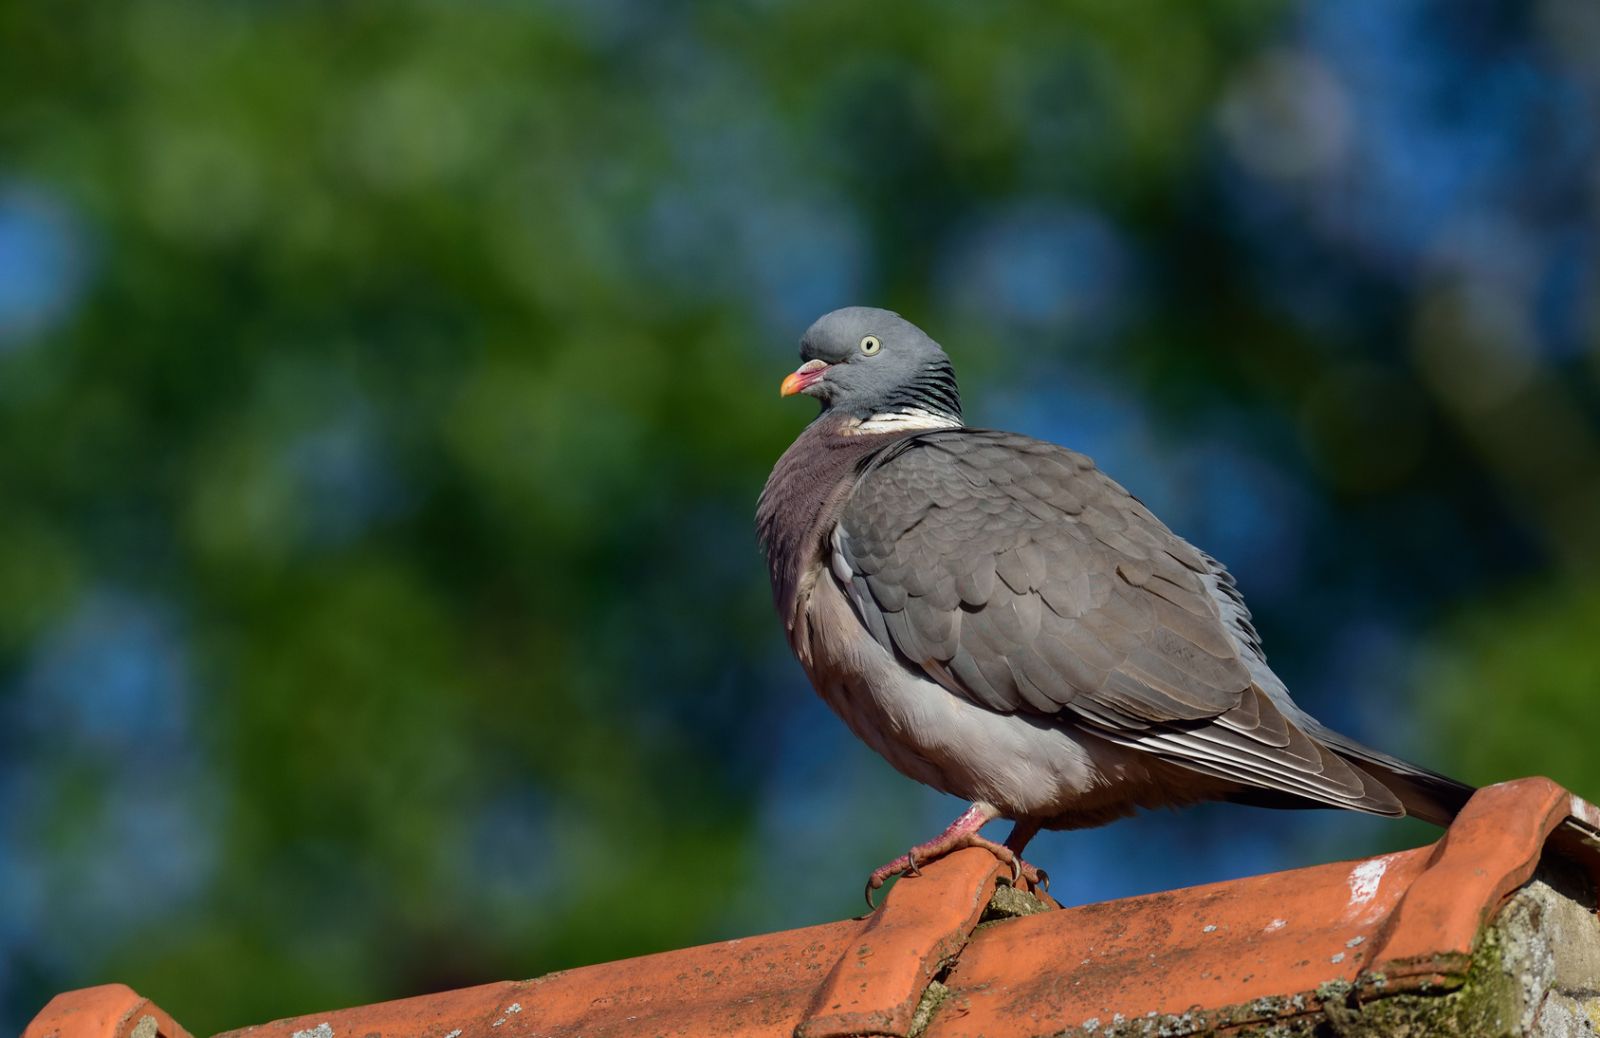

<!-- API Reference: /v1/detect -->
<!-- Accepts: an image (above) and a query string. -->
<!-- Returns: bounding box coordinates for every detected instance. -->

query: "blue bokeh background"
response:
[4,0,1599,1032]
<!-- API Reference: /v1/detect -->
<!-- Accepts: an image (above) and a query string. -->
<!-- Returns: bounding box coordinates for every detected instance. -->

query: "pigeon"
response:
[756,306,1475,905]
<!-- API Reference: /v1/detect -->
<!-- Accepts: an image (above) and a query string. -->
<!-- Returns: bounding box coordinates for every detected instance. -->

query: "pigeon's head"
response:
[780,307,963,425]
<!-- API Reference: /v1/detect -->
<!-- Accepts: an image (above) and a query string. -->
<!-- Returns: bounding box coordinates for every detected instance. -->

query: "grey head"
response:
[780,307,963,425]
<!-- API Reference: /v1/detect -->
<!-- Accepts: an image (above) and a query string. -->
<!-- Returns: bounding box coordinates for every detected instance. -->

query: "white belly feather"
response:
[794,566,1168,825]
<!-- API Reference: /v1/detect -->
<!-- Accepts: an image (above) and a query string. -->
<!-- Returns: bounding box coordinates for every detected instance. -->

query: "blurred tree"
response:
[2,0,1597,1033]
[1423,581,1600,795]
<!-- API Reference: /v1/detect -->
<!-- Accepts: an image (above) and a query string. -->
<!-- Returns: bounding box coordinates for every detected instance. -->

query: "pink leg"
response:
[865,803,1048,908]
[1005,820,1049,892]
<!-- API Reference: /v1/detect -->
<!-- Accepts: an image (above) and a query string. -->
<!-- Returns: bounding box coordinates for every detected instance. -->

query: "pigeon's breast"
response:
[757,418,905,628]
[799,569,1163,825]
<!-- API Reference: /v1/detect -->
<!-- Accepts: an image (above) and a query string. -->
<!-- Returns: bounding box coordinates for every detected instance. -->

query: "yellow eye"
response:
[860,335,881,355]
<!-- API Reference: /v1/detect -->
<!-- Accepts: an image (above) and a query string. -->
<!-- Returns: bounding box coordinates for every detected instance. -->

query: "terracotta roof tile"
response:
[1365,776,1585,982]
[25,777,1600,1038]
[797,846,1014,1038]
[927,845,1434,1037]
[243,919,870,1038]
[24,984,193,1038]
[928,776,1600,1037]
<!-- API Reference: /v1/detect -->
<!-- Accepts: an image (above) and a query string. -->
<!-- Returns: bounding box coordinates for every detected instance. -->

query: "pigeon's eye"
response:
[859,335,882,355]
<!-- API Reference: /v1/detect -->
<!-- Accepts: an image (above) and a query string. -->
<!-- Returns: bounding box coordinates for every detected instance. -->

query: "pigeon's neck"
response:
[847,408,964,435]
[757,414,910,624]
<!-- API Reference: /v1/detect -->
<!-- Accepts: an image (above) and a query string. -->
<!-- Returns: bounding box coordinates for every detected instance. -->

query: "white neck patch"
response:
[849,408,964,434]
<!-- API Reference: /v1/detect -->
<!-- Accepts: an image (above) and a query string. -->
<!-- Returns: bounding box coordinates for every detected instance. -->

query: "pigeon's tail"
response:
[1306,724,1476,828]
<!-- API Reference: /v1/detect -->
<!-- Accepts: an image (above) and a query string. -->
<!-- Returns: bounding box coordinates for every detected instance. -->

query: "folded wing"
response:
[833,429,1403,816]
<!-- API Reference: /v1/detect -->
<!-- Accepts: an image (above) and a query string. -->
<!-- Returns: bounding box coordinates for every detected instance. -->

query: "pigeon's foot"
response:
[864,803,1047,908]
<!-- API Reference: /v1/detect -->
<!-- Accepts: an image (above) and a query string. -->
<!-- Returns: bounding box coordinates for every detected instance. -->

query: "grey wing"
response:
[834,430,1402,816]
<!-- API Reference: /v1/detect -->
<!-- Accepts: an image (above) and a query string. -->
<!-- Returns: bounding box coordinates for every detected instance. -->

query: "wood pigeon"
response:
[757,306,1474,904]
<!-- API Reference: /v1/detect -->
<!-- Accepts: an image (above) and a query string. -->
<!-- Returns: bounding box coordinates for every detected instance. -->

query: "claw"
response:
[1035,868,1050,893]
[859,804,1017,909]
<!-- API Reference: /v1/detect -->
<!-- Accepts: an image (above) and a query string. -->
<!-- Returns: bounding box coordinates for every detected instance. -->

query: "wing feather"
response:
[835,429,1402,816]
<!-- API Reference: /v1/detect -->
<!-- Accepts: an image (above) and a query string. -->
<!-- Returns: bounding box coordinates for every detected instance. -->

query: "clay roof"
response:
[24,777,1600,1038]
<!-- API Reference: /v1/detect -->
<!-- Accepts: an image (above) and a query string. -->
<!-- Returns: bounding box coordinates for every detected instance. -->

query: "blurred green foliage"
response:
[3,0,1599,1033]
[1424,581,1600,795]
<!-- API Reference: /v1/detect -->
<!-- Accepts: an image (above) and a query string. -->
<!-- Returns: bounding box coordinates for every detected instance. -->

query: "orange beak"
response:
[780,358,830,397]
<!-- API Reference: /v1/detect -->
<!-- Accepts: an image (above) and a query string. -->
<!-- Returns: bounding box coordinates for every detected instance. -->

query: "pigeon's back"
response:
[831,428,1469,821]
